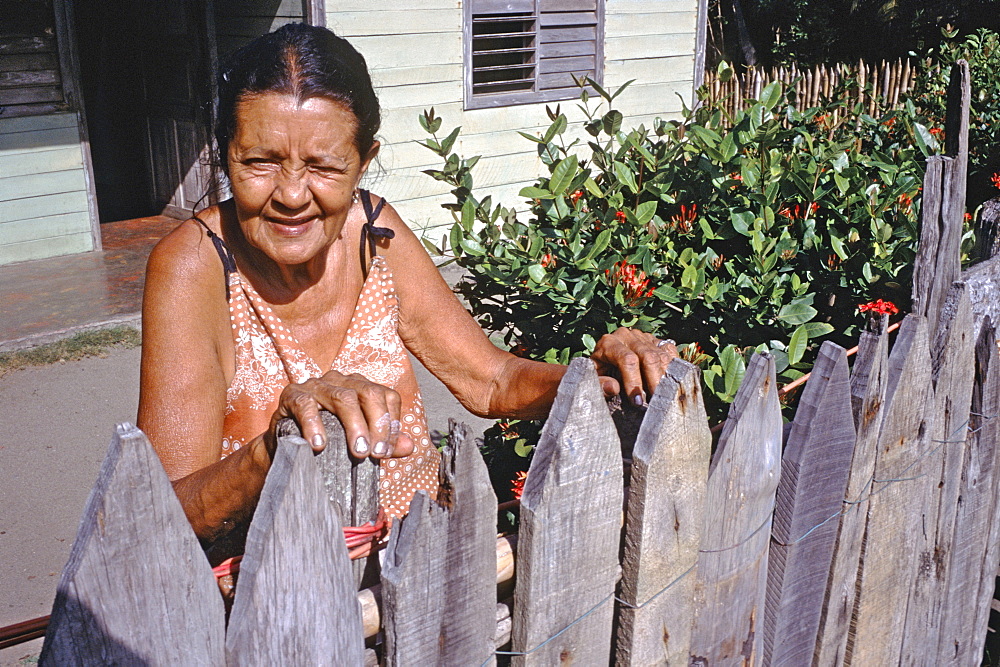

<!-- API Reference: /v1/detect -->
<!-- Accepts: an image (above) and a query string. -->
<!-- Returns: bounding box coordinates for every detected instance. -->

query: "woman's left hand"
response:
[592,328,678,406]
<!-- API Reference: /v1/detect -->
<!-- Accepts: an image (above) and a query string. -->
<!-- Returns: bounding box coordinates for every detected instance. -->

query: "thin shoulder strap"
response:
[193,215,237,301]
[358,189,394,278]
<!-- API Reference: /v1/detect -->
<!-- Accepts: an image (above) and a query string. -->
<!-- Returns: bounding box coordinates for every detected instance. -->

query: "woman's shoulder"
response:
[145,205,228,300]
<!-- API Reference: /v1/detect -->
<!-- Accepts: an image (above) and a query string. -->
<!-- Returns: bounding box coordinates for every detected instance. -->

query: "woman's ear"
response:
[360,140,381,176]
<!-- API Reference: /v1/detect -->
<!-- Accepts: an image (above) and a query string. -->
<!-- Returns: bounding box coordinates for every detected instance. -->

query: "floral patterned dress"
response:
[213,241,440,519]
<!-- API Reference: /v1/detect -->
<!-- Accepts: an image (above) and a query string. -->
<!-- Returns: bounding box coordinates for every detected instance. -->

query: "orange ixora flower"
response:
[670,203,698,233]
[898,192,913,214]
[570,189,584,205]
[615,210,628,223]
[992,173,1000,191]
[858,299,899,316]
[779,202,819,221]
[511,470,528,500]
[929,127,944,137]
[606,260,654,307]
[540,252,555,268]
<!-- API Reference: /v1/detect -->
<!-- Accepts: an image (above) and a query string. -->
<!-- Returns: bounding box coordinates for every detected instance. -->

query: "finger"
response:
[640,343,676,398]
[304,380,372,459]
[598,374,620,398]
[390,432,415,458]
[352,379,402,459]
[276,387,328,452]
[602,337,645,405]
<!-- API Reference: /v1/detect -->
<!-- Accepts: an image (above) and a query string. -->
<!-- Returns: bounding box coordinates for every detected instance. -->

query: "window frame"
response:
[463,0,605,110]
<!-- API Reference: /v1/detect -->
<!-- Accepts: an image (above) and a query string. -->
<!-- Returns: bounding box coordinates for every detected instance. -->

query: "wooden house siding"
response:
[0,112,94,265]
[214,0,307,61]
[328,0,700,235]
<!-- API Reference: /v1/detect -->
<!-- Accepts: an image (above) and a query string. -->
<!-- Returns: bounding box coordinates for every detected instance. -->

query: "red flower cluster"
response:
[615,210,627,223]
[606,260,654,307]
[898,192,913,214]
[992,173,1000,191]
[670,203,698,233]
[929,127,944,138]
[858,299,899,315]
[511,470,528,500]
[570,189,584,205]
[779,202,819,221]
[540,252,555,268]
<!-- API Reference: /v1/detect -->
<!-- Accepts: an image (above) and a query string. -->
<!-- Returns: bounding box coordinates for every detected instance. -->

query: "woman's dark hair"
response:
[214,24,381,174]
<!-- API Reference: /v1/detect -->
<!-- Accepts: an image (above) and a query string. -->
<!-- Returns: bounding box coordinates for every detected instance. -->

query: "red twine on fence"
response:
[211,514,388,581]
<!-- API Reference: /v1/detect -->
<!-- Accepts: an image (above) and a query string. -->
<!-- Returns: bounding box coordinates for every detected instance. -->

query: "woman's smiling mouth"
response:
[266,216,316,236]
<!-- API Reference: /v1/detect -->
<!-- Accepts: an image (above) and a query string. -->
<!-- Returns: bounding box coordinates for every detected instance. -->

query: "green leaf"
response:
[603,110,624,135]
[527,263,545,282]
[460,238,485,256]
[613,162,638,193]
[440,126,461,154]
[681,263,698,290]
[584,178,603,197]
[788,324,809,365]
[518,131,543,144]
[542,115,568,143]
[449,224,462,255]
[582,333,596,352]
[832,151,849,173]
[760,81,782,111]
[549,155,579,195]
[461,198,475,231]
[584,228,612,260]
[729,210,754,236]
[635,201,657,225]
[519,186,554,200]
[830,234,849,261]
[802,322,834,337]
[778,303,818,325]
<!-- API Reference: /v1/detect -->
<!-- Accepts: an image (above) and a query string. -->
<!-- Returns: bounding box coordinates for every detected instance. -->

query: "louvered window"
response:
[465,0,604,109]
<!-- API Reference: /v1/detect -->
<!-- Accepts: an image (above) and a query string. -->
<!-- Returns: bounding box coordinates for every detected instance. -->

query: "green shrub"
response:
[420,71,934,482]
[910,26,1000,211]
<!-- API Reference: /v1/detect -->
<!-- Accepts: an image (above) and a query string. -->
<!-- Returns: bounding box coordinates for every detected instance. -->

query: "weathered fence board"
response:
[813,314,890,666]
[763,342,855,666]
[511,357,623,665]
[900,284,976,664]
[225,436,364,665]
[911,62,970,341]
[689,353,782,665]
[381,421,497,666]
[277,410,378,587]
[616,359,710,666]
[849,315,933,665]
[40,423,225,666]
[946,318,1000,663]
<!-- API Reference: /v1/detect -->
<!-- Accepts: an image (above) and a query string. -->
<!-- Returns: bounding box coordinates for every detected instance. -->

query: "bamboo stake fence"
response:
[704,58,919,117]
[30,61,1000,666]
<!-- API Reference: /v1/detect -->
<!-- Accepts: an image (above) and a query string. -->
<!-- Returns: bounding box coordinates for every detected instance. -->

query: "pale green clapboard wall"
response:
[327,0,699,237]
[0,112,94,265]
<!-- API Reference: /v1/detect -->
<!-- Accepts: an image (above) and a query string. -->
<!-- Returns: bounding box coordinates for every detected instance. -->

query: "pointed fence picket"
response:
[33,59,1000,667]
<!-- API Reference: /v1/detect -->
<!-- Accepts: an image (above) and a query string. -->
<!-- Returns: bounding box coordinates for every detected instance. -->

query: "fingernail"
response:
[373,441,388,457]
[634,394,645,406]
[312,434,324,450]
[354,436,368,455]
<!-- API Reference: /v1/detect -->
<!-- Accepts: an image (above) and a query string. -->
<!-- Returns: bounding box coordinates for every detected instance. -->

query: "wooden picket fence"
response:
[703,58,918,117]
[36,61,1000,665]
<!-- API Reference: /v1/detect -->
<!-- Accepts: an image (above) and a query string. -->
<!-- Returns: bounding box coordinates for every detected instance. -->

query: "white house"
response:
[0,0,706,266]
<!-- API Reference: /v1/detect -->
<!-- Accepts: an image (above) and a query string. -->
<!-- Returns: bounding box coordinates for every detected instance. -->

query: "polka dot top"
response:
[217,250,440,520]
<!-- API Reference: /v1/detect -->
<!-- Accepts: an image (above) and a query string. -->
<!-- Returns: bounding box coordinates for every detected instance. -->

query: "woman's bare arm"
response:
[137,219,273,542]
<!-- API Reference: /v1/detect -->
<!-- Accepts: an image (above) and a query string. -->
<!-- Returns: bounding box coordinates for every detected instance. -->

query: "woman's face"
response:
[227,92,378,266]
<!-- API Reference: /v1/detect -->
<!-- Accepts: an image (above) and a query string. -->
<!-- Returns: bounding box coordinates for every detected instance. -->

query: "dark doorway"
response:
[74,0,216,223]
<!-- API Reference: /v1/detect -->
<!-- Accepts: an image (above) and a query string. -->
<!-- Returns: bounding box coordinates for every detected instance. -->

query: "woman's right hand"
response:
[267,370,414,461]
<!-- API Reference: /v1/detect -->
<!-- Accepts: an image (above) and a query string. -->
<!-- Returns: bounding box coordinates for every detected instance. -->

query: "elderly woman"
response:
[138,24,675,558]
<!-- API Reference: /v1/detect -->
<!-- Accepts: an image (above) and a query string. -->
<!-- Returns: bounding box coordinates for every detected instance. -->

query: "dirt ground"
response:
[0,345,491,665]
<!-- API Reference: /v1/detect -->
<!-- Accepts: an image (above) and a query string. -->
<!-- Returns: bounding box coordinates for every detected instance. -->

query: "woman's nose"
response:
[272,168,311,209]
